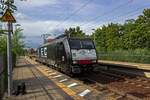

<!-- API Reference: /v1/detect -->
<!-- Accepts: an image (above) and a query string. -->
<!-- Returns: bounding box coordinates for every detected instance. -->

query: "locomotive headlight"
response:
[73,60,78,64]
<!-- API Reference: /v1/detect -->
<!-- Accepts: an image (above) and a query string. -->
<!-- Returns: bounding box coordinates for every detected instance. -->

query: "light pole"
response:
[92,29,96,44]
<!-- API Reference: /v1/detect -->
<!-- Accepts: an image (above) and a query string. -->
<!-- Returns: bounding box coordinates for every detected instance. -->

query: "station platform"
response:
[4,57,116,100]
[99,60,150,71]
[3,57,75,100]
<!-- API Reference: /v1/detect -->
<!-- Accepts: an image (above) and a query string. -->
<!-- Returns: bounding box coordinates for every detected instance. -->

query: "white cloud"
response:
[16,0,58,8]
[18,20,101,37]
[15,12,29,20]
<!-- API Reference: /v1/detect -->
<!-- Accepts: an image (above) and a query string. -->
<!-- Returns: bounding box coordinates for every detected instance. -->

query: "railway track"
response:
[77,69,150,100]
[29,57,150,100]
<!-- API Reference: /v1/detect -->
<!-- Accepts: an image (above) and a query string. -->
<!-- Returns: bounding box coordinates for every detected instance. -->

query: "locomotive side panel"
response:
[47,43,56,66]
[55,40,70,73]
[36,36,98,76]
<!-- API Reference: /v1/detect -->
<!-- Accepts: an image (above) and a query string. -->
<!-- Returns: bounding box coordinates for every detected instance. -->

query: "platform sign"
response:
[1,9,16,23]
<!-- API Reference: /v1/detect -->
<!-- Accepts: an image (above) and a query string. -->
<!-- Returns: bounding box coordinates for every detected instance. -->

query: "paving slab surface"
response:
[3,57,73,100]
[3,57,128,100]
[99,60,150,71]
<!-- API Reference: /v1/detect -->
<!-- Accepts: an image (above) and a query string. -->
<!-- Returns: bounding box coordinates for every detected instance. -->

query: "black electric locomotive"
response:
[36,35,98,75]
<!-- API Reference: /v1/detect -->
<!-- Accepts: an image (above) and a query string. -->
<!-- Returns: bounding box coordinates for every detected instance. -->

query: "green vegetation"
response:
[0,36,7,54]
[92,8,150,63]
[66,8,150,63]
[12,28,25,56]
[99,49,150,63]
[64,26,87,38]
[0,28,25,67]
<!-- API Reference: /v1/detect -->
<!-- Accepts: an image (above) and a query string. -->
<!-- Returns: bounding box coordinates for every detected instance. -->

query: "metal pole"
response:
[7,0,13,96]
[92,29,96,45]
[94,33,95,44]
[7,22,12,96]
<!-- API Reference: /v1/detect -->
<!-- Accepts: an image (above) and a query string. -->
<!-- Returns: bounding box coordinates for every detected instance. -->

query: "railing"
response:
[0,55,7,99]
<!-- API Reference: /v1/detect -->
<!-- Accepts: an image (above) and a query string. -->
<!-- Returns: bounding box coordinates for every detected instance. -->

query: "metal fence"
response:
[0,55,7,99]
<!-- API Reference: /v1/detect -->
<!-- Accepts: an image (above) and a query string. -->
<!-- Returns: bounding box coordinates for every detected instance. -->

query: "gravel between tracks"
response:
[81,70,150,100]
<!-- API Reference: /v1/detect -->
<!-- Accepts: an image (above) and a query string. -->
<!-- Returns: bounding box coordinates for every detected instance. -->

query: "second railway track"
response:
[77,68,150,100]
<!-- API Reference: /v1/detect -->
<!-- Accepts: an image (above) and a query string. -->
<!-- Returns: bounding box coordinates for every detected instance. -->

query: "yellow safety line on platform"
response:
[26,58,125,100]
[35,64,83,100]
[144,72,150,78]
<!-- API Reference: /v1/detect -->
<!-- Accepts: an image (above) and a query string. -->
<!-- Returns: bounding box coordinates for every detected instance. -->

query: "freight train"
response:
[36,35,98,76]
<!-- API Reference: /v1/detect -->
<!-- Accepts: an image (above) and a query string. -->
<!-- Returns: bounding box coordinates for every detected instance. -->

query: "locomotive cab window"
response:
[69,39,81,49]
[81,40,94,49]
[69,39,94,49]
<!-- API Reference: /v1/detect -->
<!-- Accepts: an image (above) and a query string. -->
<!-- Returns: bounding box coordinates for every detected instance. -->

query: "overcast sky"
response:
[13,0,150,48]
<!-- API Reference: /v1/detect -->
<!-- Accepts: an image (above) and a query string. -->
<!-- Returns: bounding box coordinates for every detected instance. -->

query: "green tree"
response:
[93,23,123,51]
[0,35,7,54]
[0,28,25,67]
[65,26,86,38]
[122,19,136,49]
[93,8,150,51]
[12,28,25,56]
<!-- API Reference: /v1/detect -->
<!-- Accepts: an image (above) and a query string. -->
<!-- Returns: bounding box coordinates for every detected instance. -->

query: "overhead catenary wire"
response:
[87,11,142,30]
[48,0,149,36]
[53,0,134,35]
[50,0,134,37]
[85,3,150,29]
[55,0,133,30]
[79,0,134,28]
[48,0,133,35]
[46,0,94,36]
[53,0,94,28]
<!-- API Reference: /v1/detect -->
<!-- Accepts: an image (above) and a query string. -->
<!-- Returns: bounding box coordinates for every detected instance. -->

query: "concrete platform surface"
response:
[3,57,109,100]
[3,57,73,100]
[99,60,150,71]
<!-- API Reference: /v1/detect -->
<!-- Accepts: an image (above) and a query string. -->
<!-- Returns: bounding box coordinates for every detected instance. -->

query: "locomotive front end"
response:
[69,38,98,73]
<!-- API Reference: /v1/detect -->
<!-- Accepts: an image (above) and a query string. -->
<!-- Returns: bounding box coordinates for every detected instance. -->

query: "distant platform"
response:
[99,60,150,71]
